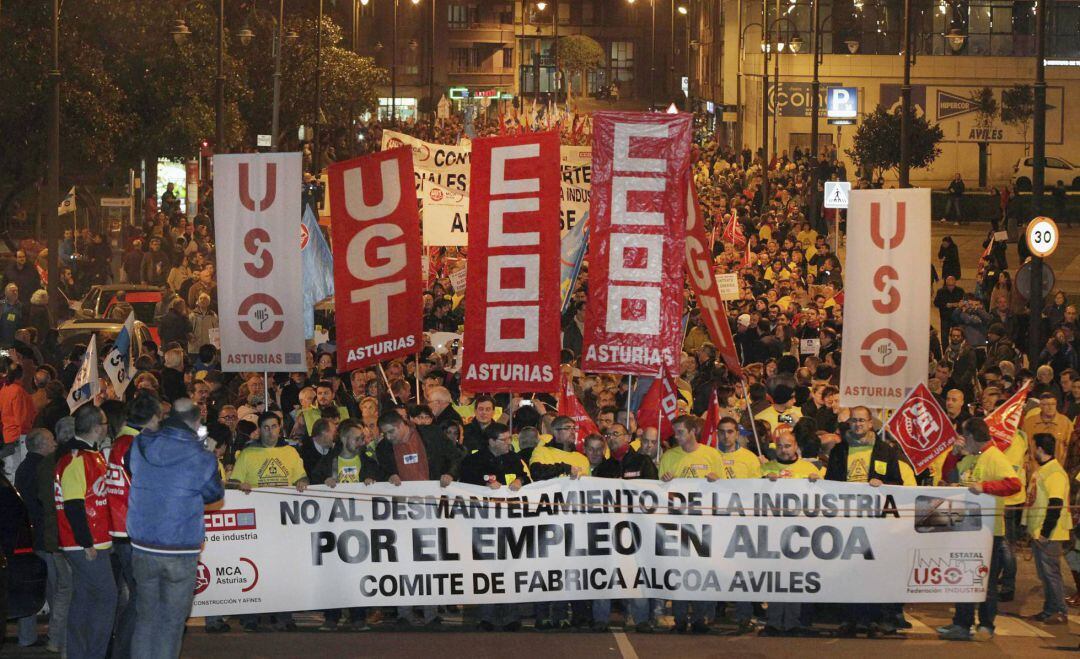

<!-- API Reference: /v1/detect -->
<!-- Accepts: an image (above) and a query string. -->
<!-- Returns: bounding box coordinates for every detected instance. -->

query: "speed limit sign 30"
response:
[1026,216,1059,258]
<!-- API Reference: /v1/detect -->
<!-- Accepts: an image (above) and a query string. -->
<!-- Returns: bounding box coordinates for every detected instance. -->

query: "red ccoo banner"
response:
[685,179,742,378]
[461,131,562,392]
[581,112,692,376]
[328,148,424,371]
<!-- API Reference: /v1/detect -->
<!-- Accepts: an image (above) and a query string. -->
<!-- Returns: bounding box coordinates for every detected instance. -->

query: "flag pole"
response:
[656,367,664,461]
[742,381,764,456]
[378,363,398,404]
[626,374,633,430]
[415,352,421,403]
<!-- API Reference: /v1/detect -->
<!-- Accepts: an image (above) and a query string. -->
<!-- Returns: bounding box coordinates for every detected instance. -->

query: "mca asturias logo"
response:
[195,558,260,595]
[908,549,988,589]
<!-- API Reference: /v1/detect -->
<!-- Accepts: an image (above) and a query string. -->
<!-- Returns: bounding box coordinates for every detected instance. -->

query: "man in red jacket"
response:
[0,361,35,481]
[106,393,162,659]
[55,403,117,659]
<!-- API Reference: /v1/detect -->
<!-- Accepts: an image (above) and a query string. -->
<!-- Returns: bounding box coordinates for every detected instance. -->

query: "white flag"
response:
[67,335,100,412]
[58,186,76,215]
[102,312,135,397]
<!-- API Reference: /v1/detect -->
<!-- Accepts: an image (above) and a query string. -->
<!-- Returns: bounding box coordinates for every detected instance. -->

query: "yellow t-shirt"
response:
[972,445,1017,537]
[754,405,803,431]
[659,444,725,480]
[529,444,591,476]
[762,459,822,479]
[335,454,363,483]
[1029,459,1072,541]
[846,444,873,483]
[719,447,762,479]
[1001,431,1028,506]
[898,460,917,486]
[231,445,307,487]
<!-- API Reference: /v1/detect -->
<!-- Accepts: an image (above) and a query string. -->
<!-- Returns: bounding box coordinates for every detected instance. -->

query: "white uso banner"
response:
[191,479,991,615]
[213,153,306,372]
[840,188,930,408]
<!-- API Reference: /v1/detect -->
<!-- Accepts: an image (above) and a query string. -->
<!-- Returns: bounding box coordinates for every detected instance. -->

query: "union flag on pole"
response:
[700,389,722,448]
[721,209,746,248]
[557,373,600,452]
[984,381,1032,451]
[636,372,680,442]
[885,383,959,472]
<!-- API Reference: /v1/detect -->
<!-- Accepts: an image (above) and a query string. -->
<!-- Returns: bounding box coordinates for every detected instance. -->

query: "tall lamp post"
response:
[46,0,60,309]
[677,4,688,109]
[313,0,323,174]
[391,0,423,121]
[808,10,851,233]
[429,0,436,118]
[625,0,656,109]
[757,16,801,213]
[1029,0,1047,363]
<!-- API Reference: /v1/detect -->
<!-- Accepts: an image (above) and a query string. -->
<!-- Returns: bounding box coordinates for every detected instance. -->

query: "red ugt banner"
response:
[886,383,960,472]
[328,148,423,371]
[461,131,562,392]
[685,179,742,378]
[581,112,693,376]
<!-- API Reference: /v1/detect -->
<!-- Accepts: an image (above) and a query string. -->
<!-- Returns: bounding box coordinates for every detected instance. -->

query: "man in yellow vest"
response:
[1023,433,1071,625]
[939,418,1021,642]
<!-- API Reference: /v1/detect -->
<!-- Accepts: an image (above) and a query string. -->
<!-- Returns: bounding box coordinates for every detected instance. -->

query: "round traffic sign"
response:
[1026,216,1059,258]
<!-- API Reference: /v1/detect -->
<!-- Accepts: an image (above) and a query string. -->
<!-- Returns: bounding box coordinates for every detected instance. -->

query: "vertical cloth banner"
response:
[102,312,136,397]
[214,153,306,372]
[301,204,335,340]
[581,112,693,376]
[67,335,99,412]
[329,148,424,371]
[839,189,930,408]
[685,180,742,378]
[985,381,1032,451]
[462,131,562,393]
[557,373,600,452]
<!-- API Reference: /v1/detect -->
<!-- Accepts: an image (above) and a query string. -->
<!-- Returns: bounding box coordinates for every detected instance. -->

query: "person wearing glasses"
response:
[591,424,657,633]
[528,415,591,629]
[825,405,905,637]
[715,416,762,634]
[54,403,117,659]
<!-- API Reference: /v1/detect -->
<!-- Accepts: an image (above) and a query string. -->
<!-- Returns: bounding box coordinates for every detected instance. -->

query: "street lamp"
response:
[237,22,255,46]
[749,15,799,213]
[391,0,422,122]
[1029,0,1047,363]
[808,11,854,233]
[170,4,227,156]
[171,18,191,46]
[677,4,689,110]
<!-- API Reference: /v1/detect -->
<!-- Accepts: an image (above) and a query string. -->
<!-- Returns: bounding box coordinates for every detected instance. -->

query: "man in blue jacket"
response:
[127,398,223,658]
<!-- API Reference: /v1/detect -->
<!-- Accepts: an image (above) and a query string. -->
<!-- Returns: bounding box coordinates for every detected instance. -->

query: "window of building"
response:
[558,2,570,25]
[447,4,475,28]
[581,1,595,24]
[501,47,514,70]
[610,40,634,84]
[450,47,481,70]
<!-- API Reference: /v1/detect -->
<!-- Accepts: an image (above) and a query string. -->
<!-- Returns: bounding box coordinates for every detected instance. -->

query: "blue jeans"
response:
[672,600,714,626]
[1032,539,1068,616]
[954,535,1005,631]
[42,551,73,652]
[767,602,802,631]
[67,547,118,659]
[592,598,650,625]
[112,541,137,659]
[131,550,199,659]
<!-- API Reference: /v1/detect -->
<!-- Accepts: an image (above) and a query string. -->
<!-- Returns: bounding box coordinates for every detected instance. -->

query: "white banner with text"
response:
[191,479,992,616]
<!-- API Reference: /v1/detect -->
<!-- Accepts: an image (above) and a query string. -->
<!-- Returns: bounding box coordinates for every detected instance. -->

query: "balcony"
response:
[447,23,517,44]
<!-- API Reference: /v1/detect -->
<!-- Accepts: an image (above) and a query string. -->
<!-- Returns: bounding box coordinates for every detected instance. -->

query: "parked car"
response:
[56,318,152,362]
[1013,156,1080,191]
[76,284,163,343]
[1,472,46,631]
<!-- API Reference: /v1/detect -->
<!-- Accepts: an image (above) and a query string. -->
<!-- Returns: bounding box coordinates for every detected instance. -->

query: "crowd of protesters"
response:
[4,111,1080,655]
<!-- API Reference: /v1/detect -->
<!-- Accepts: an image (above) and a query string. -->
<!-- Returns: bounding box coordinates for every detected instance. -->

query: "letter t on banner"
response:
[328,148,424,371]
[462,131,562,392]
[581,112,693,376]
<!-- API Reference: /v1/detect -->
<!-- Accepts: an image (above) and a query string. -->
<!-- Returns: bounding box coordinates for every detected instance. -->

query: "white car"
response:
[1013,156,1080,191]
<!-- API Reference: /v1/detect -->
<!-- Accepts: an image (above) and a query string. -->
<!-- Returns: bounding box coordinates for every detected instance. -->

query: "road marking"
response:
[994,616,1054,638]
[612,631,639,659]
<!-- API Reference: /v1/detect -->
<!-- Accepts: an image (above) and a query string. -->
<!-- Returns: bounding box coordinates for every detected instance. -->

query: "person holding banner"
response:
[660,415,722,633]
[459,422,531,631]
[716,416,762,633]
[591,423,657,633]
[761,428,822,636]
[371,411,463,628]
[939,418,1020,641]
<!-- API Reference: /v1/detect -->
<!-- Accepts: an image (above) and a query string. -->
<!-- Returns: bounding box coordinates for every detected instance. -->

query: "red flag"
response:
[985,381,1032,450]
[557,374,600,452]
[721,209,746,248]
[461,131,562,393]
[886,383,960,472]
[328,148,423,370]
[686,179,743,377]
[701,389,722,448]
[581,112,693,376]
[637,373,679,442]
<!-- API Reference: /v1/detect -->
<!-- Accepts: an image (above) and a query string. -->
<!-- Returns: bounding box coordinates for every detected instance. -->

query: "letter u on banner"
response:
[581,112,693,376]
[214,153,306,371]
[329,148,424,371]
[461,131,562,392]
